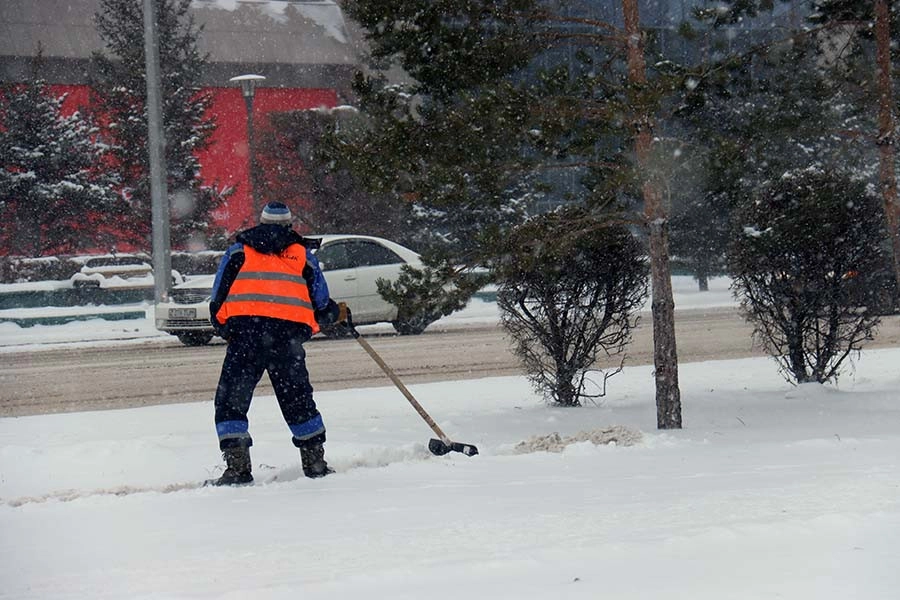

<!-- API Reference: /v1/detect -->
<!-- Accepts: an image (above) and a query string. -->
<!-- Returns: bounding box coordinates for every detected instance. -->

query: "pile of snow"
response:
[513,425,643,453]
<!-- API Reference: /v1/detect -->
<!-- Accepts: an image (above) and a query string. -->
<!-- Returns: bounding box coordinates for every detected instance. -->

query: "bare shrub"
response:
[728,168,886,384]
[496,208,648,406]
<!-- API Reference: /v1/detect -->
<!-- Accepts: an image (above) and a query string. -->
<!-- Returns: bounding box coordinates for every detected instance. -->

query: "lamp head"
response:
[229,74,266,98]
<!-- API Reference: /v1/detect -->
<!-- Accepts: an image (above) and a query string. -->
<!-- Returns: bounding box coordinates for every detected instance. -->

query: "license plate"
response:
[169,308,197,319]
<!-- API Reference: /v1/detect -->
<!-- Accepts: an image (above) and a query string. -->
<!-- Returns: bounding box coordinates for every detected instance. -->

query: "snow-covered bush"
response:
[376,263,490,335]
[0,256,80,283]
[728,168,887,384]
[496,207,648,406]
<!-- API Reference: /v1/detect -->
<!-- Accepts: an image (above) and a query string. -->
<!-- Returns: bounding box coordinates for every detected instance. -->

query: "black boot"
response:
[300,443,334,478]
[206,446,253,486]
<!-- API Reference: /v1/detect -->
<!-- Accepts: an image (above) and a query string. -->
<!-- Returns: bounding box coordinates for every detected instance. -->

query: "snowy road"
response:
[6,306,900,417]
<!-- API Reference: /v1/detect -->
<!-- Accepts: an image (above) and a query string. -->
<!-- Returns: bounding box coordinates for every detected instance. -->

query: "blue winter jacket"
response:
[209,224,338,337]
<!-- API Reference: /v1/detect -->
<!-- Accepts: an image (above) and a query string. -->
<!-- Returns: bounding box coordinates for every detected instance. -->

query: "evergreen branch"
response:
[533,160,624,172]
[692,21,857,84]
[534,31,625,46]
[532,11,622,35]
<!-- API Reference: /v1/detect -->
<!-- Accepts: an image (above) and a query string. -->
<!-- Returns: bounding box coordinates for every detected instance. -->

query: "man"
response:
[206,201,345,486]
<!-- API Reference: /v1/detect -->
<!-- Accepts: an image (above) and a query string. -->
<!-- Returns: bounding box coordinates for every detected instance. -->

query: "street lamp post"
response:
[144,0,171,305]
[229,74,266,218]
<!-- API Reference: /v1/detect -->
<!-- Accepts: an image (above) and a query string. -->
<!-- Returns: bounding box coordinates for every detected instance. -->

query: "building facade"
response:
[0,0,361,240]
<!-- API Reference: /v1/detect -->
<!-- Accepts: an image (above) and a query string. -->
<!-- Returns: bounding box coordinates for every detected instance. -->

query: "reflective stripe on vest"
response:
[216,244,319,332]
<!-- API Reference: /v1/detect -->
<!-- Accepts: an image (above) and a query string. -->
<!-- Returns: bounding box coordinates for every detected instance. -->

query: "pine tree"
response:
[0,80,120,256]
[704,0,900,303]
[338,1,602,264]
[813,0,900,310]
[90,0,223,249]
[670,19,871,291]
[340,0,683,424]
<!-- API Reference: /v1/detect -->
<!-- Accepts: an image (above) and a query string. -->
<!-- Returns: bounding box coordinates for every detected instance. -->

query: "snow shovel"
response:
[343,311,479,457]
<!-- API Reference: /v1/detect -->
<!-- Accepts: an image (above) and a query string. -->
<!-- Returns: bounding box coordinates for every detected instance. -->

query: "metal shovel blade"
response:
[429,438,479,457]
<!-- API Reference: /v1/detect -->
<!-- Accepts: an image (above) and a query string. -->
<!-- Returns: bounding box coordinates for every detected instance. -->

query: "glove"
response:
[337,302,350,324]
[314,299,341,326]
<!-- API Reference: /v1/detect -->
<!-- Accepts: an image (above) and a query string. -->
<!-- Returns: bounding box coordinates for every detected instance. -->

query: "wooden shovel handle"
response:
[349,324,451,444]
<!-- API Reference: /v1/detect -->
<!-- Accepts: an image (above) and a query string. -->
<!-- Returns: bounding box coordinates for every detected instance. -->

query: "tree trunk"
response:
[622,0,682,429]
[15,204,42,257]
[697,269,709,292]
[875,0,900,299]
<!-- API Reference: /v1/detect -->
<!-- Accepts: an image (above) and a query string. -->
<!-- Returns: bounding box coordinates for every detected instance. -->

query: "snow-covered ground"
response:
[2,276,898,599]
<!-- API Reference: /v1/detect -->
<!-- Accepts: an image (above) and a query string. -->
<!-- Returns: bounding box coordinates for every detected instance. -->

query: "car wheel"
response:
[177,332,213,346]
[391,312,434,335]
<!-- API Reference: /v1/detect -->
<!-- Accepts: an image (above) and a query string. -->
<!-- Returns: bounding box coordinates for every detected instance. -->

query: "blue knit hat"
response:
[260,202,292,226]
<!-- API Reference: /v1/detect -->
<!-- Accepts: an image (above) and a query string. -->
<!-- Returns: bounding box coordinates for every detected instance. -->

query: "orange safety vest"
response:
[216,244,319,333]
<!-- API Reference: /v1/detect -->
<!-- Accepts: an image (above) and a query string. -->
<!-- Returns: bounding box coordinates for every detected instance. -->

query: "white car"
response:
[155,234,425,346]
